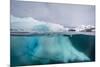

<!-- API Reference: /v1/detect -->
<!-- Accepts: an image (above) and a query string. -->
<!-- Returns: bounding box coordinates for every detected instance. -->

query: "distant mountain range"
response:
[65,25,95,32]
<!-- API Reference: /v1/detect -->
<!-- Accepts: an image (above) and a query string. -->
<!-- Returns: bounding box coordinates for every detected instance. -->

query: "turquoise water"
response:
[10,34,95,66]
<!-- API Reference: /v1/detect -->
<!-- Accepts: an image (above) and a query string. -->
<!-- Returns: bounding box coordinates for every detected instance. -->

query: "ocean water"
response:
[10,33,95,66]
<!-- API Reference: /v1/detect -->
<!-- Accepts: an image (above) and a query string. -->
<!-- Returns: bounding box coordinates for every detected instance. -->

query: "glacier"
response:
[11,15,90,66]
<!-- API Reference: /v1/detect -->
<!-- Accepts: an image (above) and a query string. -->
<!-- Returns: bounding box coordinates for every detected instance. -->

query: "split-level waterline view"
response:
[10,0,95,66]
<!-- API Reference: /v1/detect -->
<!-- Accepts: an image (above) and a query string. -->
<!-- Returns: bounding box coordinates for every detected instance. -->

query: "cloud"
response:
[16,0,95,5]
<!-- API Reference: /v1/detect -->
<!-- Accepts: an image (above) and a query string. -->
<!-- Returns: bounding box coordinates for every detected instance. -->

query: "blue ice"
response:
[11,16,90,66]
[11,35,90,65]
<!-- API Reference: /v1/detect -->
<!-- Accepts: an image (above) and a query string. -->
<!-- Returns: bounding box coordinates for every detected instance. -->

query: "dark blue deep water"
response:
[10,34,95,66]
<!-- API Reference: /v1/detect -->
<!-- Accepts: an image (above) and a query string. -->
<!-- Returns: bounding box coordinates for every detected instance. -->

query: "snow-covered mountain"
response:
[65,25,95,32]
[75,25,95,32]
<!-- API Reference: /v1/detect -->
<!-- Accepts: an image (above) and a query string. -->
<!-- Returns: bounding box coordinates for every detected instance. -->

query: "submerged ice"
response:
[11,15,90,66]
[11,35,90,65]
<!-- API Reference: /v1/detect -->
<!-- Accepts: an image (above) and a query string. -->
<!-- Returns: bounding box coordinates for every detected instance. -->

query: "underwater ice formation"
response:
[11,15,90,66]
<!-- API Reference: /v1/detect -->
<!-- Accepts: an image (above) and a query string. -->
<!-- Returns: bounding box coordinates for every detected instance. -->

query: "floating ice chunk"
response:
[11,15,65,32]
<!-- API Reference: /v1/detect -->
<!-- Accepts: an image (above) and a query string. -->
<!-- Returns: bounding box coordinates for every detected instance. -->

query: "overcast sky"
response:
[11,0,95,27]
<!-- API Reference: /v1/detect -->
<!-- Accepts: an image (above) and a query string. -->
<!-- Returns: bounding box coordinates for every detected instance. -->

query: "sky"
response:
[11,0,95,27]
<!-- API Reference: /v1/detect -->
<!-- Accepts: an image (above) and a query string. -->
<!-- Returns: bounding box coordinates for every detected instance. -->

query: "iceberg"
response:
[11,35,90,66]
[11,15,65,32]
[11,15,90,66]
